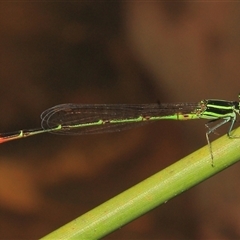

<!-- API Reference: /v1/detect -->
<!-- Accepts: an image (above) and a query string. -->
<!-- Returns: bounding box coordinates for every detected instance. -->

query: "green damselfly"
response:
[0,95,240,160]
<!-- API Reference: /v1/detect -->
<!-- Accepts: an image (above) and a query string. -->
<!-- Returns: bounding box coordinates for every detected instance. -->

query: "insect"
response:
[1,95,239,161]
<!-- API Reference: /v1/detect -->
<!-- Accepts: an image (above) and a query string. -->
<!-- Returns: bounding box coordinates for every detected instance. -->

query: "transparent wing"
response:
[41,103,200,135]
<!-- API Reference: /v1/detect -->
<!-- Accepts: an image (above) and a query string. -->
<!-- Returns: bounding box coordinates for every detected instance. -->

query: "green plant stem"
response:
[40,127,240,240]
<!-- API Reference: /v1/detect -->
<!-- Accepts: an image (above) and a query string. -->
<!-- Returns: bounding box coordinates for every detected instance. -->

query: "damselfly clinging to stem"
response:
[0,95,240,162]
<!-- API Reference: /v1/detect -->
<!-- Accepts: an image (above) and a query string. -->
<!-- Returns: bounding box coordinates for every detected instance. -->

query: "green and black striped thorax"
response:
[199,98,240,119]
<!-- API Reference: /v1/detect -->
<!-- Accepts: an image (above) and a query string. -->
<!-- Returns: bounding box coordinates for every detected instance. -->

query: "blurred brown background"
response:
[1,2,240,239]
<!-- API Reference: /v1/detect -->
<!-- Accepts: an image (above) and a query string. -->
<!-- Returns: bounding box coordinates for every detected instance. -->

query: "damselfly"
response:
[1,95,240,160]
